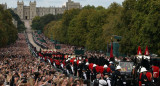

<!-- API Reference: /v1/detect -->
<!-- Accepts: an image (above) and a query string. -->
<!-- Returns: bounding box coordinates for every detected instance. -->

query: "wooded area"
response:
[0,5,18,47]
[31,0,160,55]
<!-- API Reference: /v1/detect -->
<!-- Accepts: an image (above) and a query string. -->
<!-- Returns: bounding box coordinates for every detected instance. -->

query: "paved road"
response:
[23,20,41,51]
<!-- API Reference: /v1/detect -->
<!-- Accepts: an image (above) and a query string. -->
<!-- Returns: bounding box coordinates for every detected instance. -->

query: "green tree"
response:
[31,14,63,31]
[86,8,108,51]
[8,9,26,32]
[60,9,81,43]
[83,5,95,10]
[0,5,18,47]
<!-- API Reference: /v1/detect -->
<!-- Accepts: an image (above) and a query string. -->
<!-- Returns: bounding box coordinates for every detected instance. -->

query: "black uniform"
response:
[111,70,124,86]
[73,62,77,76]
[103,69,108,76]
[78,63,83,78]
[66,63,72,74]
[141,74,149,86]
[93,67,97,80]
[86,68,91,80]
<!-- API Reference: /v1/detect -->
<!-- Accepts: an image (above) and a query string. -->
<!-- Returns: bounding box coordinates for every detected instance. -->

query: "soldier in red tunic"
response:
[152,65,159,82]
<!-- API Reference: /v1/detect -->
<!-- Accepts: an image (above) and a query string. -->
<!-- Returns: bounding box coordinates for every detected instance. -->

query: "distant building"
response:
[0,3,7,10]
[66,0,81,10]
[15,0,81,20]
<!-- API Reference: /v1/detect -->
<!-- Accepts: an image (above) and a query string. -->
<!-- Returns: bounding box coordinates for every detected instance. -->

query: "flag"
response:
[110,43,113,58]
[144,46,149,56]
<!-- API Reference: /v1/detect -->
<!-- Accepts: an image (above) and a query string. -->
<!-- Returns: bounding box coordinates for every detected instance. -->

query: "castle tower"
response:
[30,1,37,20]
[17,0,24,19]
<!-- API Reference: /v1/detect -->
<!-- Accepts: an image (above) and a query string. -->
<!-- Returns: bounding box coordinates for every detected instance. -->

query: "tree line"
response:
[0,5,18,47]
[31,0,160,56]
[8,9,26,32]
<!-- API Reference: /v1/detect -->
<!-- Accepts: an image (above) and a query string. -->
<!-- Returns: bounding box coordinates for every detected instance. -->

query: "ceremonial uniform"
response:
[93,67,97,80]
[78,63,83,78]
[139,67,149,86]
[86,68,91,80]
[141,73,149,86]
[73,62,78,76]
[152,66,159,82]
[139,73,143,86]
[66,63,71,74]
[70,64,74,74]
[111,66,124,86]
[110,64,115,72]
[103,70,108,76]
[106,67,112,75]
[112,70,124,86]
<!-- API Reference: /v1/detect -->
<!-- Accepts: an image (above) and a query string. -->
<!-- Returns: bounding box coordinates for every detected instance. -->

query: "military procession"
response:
[0,31,159,86]
[1,0,160,85]
[35,42,160,86]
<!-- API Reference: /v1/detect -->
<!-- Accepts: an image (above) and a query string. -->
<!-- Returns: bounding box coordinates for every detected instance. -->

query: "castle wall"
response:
[17,0,81,20]
[17,1,24,19]
[0,3,7,10]
[23,7,30,20]
[66,0,81,10]
[30,1,36,20]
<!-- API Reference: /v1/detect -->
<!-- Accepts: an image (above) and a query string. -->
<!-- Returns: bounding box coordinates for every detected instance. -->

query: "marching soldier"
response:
[82,68,87,80]
[152,64,159,82]
[70,63,74,74]
[78,61,83,78]
[86,67,91,80]
[103,64,108,76]
[111,65,125,86]
[109,61,115,72]
[139,67,149,86]
[93,64,97,81]
[73,59,78,76]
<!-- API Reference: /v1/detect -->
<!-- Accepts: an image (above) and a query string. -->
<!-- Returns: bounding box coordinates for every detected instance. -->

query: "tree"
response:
[31,14,63,31]
[85,8,108,51]
[8,9,26,32]
[83,5,95,10]
[0,5,18,47]
[60,9,81,43]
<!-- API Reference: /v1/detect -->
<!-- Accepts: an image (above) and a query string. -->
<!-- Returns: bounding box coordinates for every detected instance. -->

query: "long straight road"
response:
[23,20,41,51]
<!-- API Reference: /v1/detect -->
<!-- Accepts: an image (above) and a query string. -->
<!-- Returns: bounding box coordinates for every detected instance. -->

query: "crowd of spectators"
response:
[0,32,160,86]
[0,33,85,86]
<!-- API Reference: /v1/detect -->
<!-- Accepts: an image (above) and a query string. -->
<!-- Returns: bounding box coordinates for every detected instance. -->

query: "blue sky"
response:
[0,0,124,8]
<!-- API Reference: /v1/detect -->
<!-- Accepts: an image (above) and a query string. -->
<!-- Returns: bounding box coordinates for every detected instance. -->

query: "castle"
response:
[0,3,7,10]
[16,0,81,20]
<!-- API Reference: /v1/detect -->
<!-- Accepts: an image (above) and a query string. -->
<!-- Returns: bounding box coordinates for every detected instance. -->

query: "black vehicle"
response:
[118,61,135,86]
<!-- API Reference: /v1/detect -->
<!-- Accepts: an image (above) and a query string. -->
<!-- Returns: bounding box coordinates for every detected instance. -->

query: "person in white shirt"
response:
[99,78,107,86]
[104,75,111,86]
[99,74,111,86]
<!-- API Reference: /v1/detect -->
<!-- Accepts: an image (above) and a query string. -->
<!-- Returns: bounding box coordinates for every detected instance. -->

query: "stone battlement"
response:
[16,0,81,20]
